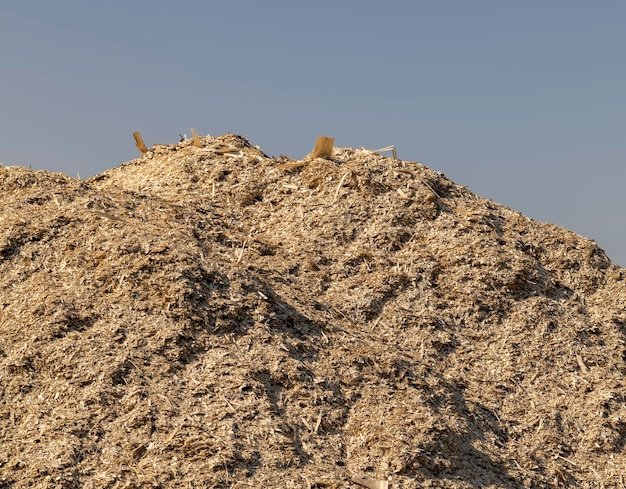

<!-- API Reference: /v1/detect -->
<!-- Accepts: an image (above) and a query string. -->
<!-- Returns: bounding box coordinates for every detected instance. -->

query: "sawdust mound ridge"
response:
[1,134,625,488]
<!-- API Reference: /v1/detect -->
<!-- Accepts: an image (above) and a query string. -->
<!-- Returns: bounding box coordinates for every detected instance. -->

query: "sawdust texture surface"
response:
[1,134,625,488]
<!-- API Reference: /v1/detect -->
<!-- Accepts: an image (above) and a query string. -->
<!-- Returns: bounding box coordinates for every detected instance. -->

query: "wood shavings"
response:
[0,133,625,488]
[351,475,389,489]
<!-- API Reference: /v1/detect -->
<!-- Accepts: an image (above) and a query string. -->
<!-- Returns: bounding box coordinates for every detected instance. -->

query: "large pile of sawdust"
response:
[1,134,625,488]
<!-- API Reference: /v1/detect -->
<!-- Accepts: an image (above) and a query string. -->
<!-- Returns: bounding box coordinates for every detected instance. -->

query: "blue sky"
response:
[2,1,625,265]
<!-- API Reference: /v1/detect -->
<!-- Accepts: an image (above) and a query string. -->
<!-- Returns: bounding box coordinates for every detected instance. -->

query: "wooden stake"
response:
[133,132,148,154]
[190,128,202,147]
[311,136,334,159]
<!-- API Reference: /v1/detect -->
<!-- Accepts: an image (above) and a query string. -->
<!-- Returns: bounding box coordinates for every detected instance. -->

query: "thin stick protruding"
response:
[133,132,148,154]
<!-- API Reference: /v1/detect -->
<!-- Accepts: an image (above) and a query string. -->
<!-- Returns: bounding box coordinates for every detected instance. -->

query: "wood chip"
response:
[351,476,389,489]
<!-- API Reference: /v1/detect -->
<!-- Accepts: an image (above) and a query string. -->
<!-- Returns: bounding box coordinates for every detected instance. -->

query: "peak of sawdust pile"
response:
[1,134,625,488]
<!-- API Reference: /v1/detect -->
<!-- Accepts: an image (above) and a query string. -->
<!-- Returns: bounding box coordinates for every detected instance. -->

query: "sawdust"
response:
[1,134,625,488]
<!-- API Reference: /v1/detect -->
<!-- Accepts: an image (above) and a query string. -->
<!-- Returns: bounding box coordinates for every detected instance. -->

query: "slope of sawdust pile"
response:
[1,134,625,488]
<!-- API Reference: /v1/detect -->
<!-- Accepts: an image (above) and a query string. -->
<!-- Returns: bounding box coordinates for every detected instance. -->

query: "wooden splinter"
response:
[311,136,334,159]
[133,131,148,154]
[190,128,202,147]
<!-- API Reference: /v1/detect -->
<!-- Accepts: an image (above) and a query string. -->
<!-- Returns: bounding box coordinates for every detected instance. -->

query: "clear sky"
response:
[1,1,625,266]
